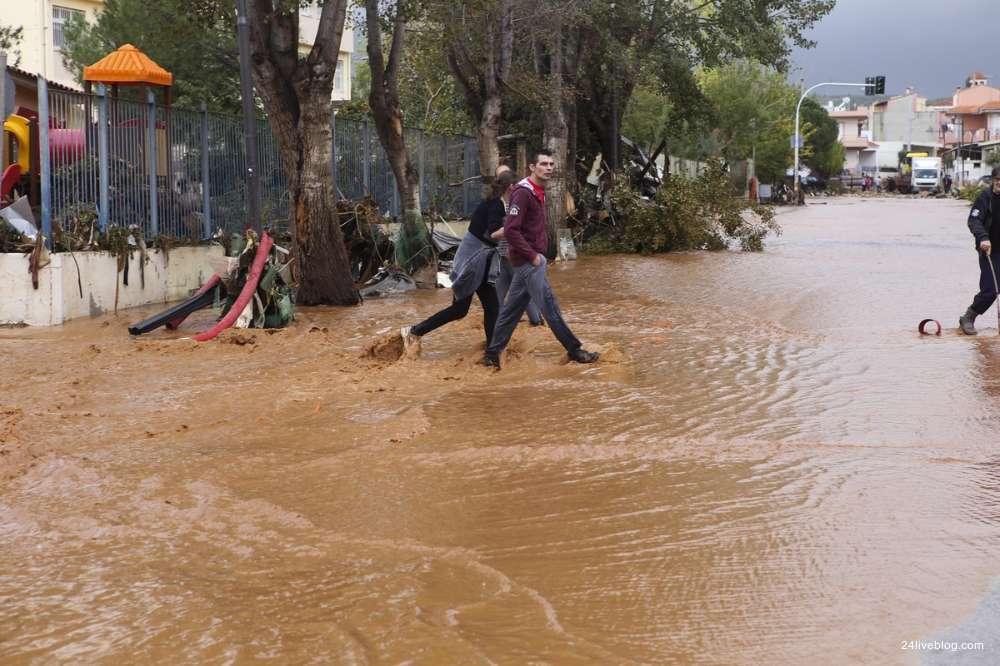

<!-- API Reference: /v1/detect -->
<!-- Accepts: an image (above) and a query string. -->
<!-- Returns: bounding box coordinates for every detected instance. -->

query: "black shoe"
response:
[568,348,599,364]
[959,307,978,336]
[480,352,501,370]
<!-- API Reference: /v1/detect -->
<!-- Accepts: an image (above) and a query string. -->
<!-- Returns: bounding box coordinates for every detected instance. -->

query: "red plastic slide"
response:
[193,232,274,342]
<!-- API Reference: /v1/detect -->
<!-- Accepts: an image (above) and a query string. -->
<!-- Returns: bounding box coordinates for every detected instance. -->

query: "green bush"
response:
[958,184,982,203]
[585,160,780,254]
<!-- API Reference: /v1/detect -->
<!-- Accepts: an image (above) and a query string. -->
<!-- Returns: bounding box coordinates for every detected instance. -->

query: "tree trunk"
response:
[247,0,358,306]
[290,99,358,304]
[478,95,501,191]
[367,0,430,279]
[542,28,567,259]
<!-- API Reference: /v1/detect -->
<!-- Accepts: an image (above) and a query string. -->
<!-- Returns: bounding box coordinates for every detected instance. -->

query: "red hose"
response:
[166,273,221,330]
[193,232,273,342]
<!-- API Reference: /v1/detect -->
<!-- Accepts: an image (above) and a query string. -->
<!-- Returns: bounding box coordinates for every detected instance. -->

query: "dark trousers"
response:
[412,270,499,343]
[971,251,1000,315]
[487,255,581,356]
[497,256,542,325]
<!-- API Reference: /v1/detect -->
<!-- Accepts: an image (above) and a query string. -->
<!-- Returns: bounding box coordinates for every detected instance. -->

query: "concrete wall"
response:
[1,245,223,326]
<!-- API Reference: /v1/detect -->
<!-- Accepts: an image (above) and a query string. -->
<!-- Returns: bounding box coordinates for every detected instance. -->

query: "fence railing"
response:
[36,78,481,246]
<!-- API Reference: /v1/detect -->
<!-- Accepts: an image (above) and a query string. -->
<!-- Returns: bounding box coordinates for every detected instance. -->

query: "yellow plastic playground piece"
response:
[3,114,30,173]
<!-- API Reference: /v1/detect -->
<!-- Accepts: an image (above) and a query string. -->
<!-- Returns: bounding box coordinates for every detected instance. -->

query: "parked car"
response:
[979,175,993,188]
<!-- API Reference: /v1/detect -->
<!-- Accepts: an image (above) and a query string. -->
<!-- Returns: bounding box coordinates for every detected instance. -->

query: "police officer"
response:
[959,165,1000,335]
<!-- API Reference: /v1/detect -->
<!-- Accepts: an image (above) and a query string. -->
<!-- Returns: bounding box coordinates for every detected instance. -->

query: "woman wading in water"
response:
[400,169,516,348]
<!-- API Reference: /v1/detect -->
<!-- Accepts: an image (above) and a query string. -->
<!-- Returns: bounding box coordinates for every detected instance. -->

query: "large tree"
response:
[699,61,798,183]
[247,0,359,305]
[438,0,513,190]
[578,0,835,171]
[365,0,431,277]
[529,5,585,255]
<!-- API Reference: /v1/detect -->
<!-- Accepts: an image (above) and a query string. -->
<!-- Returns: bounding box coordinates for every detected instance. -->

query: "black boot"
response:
[479,352,501,370]
[959,307,978,335]
[568,348,600,364]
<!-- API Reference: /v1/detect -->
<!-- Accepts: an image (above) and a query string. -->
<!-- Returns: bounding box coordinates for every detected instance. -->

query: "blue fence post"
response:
[97,84,109,230]
[201,102,211,238]
[38,77,52,248]
[147,89,158,236]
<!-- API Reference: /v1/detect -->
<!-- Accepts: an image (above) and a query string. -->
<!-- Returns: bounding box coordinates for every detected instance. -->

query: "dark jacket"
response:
[504,178,548,267]
[968,189,996,247]
[468,196,505,246]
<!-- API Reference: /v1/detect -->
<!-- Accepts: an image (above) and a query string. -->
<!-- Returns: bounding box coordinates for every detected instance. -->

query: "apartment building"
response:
[1,1,353,100]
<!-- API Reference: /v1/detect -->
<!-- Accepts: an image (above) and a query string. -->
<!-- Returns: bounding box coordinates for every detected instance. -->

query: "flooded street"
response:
[2,196,999,664]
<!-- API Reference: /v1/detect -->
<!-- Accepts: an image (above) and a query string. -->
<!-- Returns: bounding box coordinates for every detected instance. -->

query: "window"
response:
[52,6,85,49]
[334,58,345,92]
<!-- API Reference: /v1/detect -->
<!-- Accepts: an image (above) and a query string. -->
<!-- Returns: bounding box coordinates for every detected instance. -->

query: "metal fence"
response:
[37,78,480,245]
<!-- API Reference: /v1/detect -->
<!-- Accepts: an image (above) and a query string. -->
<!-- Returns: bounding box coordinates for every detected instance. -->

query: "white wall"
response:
[1,245,224,326]
[3,0,103,90]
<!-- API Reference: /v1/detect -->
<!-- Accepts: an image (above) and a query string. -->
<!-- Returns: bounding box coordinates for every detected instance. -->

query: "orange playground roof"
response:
[83,44,173,86]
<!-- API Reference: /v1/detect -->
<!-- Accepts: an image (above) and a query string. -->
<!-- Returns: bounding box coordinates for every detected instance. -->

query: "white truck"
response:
[911,156,942,192]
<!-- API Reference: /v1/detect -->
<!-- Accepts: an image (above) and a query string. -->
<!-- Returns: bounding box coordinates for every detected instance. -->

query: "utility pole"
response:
[236,0,261,233]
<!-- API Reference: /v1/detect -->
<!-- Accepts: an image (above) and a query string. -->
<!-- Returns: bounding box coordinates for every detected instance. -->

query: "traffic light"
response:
[875,76,885,95]
[865,77,874,96]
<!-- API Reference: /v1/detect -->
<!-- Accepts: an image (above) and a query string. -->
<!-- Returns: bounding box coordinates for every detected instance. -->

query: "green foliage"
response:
[0,22,24,67]
[697,60,798,182]
[959,184,982,203]
[585,160,780,255]
[799,97,840,177]
[985,148,1000,168]
[622,81,672,155]
[61,0,241,113]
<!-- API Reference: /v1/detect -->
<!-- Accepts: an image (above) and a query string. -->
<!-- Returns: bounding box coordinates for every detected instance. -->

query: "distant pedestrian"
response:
[958,166,1000,335]
[944,174,953,195]
[481,148,599,369]
[399,169,516,347]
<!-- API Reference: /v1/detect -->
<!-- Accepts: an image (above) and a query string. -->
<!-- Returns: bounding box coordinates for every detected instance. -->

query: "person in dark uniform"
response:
[959,166,1000,335]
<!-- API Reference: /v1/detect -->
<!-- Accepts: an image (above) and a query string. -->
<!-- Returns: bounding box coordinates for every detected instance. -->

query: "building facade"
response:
[943,73,1000,185]
[1,1,352,100]
[830,108,877,175]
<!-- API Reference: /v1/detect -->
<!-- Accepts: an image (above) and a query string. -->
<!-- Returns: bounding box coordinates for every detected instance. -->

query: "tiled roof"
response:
[83,44,173,86]
[6,65,80,92]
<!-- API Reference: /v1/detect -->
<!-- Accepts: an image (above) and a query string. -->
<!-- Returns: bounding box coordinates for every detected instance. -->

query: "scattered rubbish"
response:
[128,229,295,338]
[558,229,577,261]
[359,266,417,298]
[0,196,38,240]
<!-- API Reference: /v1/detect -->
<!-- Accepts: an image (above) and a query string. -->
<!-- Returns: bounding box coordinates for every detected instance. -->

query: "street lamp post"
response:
[236,0,261,233]
[794,80,876,203]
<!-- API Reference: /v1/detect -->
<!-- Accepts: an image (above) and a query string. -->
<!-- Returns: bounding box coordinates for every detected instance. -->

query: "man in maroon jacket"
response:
[481,148,599,369]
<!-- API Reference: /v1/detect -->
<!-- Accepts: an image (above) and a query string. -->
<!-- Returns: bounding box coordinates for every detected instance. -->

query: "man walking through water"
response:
[481,148,599,369]
[959,165,1000,335]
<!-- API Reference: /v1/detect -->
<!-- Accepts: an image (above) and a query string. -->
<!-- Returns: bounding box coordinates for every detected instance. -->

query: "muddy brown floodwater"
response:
[2,196,1000,664]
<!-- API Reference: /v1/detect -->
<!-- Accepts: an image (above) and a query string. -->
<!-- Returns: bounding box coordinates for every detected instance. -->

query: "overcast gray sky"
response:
[789,0,995,100]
